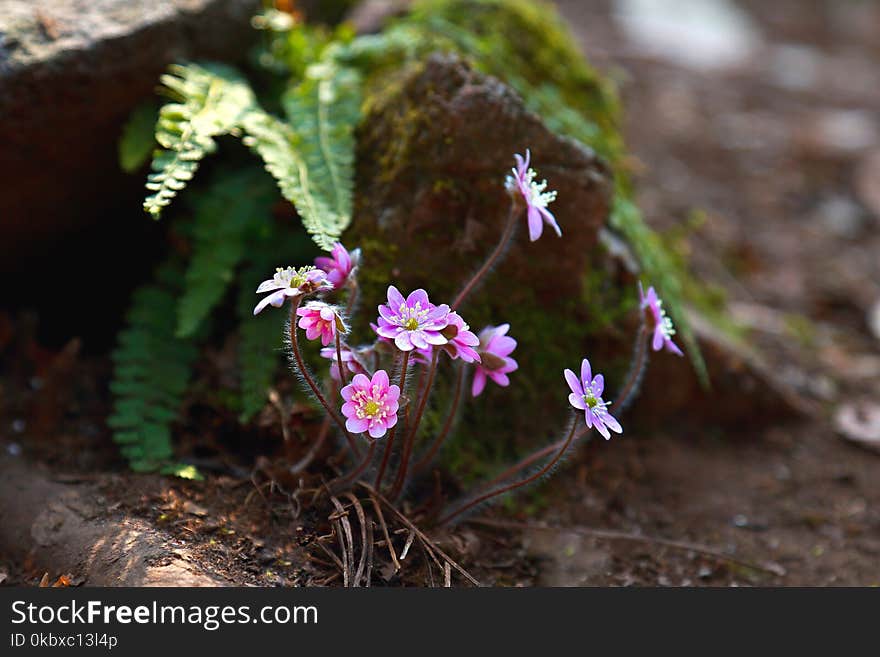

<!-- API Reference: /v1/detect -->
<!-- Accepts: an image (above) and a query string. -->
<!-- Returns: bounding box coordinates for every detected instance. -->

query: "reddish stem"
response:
[451,202,520,311]
[374,351,409,490]
[415,363,465,473]
[436,417,579,526]
[390,348,439,500]
[288,300,359,457]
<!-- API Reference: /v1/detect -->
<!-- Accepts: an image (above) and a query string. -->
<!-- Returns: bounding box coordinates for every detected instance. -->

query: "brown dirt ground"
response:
[2,0,879,586]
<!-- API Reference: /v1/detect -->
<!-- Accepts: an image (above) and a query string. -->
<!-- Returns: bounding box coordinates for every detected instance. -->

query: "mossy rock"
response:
[343,0,804,476]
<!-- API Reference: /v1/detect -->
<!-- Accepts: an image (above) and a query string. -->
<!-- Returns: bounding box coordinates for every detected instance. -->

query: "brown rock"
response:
[0,0,259,273]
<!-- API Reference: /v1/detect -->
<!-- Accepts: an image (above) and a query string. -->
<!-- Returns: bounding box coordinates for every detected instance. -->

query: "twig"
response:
[330,496,356,587]
[467,518,786,577]
[359,483,481,586]
[400,530,416,561]
[344,493,370,587]
[368,492,401,572]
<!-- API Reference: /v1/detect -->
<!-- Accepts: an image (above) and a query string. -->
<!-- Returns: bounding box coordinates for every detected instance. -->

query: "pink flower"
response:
[315,242,360,289]
[639,283,683,356]
[341,370,401,438]
[253,266,332,315]
[296,301,345,347]
[320,344,369,381]
[472,324,518,397]
[375,286,450,352]
[440,312,481,363]
[565,358,622,440]
[505,149,560,242]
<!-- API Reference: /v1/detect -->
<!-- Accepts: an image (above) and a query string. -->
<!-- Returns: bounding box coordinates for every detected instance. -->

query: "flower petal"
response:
[591,374,604,397]
[253,290,286,315]
[394,331,414,351]
[580,359,592,386]
[368,422,387,439]
[539,206,562,237]
[378,304,398,323]
[666,339,684,357]
[407,288,429,308]
[256,278,284,293]
[603,413,623,434]
[351,373,371,389]
[471,369,487,397]
[346,417,369,434]
[652,328,664,351]
[372,369,389,389]
[568,392,586,410]
[527,206,542,241]
[564,369,583,396]
[409,331,429,350]
[387,285,405,309]
[423,331,448,346]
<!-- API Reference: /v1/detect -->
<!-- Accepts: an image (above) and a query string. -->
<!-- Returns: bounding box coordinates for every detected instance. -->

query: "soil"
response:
[2,0,879,587]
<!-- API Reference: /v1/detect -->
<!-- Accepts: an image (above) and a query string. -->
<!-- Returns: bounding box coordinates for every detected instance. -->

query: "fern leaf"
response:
[283,61,362,223]
[144,63,257,217]
[241,109,341,250]
[176,170,275,338]
[109,261,198,472]
[241,62,361,251]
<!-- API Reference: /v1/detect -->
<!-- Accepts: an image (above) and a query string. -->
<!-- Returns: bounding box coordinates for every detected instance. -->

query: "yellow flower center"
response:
[404,317,420,331]
[584,393,598,409]
[363,400,380,417]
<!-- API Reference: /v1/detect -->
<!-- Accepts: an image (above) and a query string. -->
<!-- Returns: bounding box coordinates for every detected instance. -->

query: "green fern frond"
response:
[144,63,256,217]
[241,107,347,251]
[109,261,198,472]
[176,170,275,338]
[283,60,362,223]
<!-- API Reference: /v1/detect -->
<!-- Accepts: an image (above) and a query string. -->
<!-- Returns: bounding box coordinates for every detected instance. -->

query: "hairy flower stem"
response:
[345,282,359,316]
[436,416,579,526]
[289,301,360,458]
[415,363,465,473]
[390,349,440,500]
[334,333,348,386]
[451,202,520,311]
[331,439,377,489]
[481,424,595,489]
[375,351,410,490]
[615,323,650,412]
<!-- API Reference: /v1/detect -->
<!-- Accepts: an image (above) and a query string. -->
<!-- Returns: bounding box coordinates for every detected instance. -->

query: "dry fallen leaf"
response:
[52,574,72,587]
[835,401,880,453]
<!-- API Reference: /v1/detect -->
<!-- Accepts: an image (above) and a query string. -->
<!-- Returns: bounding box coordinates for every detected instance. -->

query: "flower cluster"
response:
[249,150,685,518]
